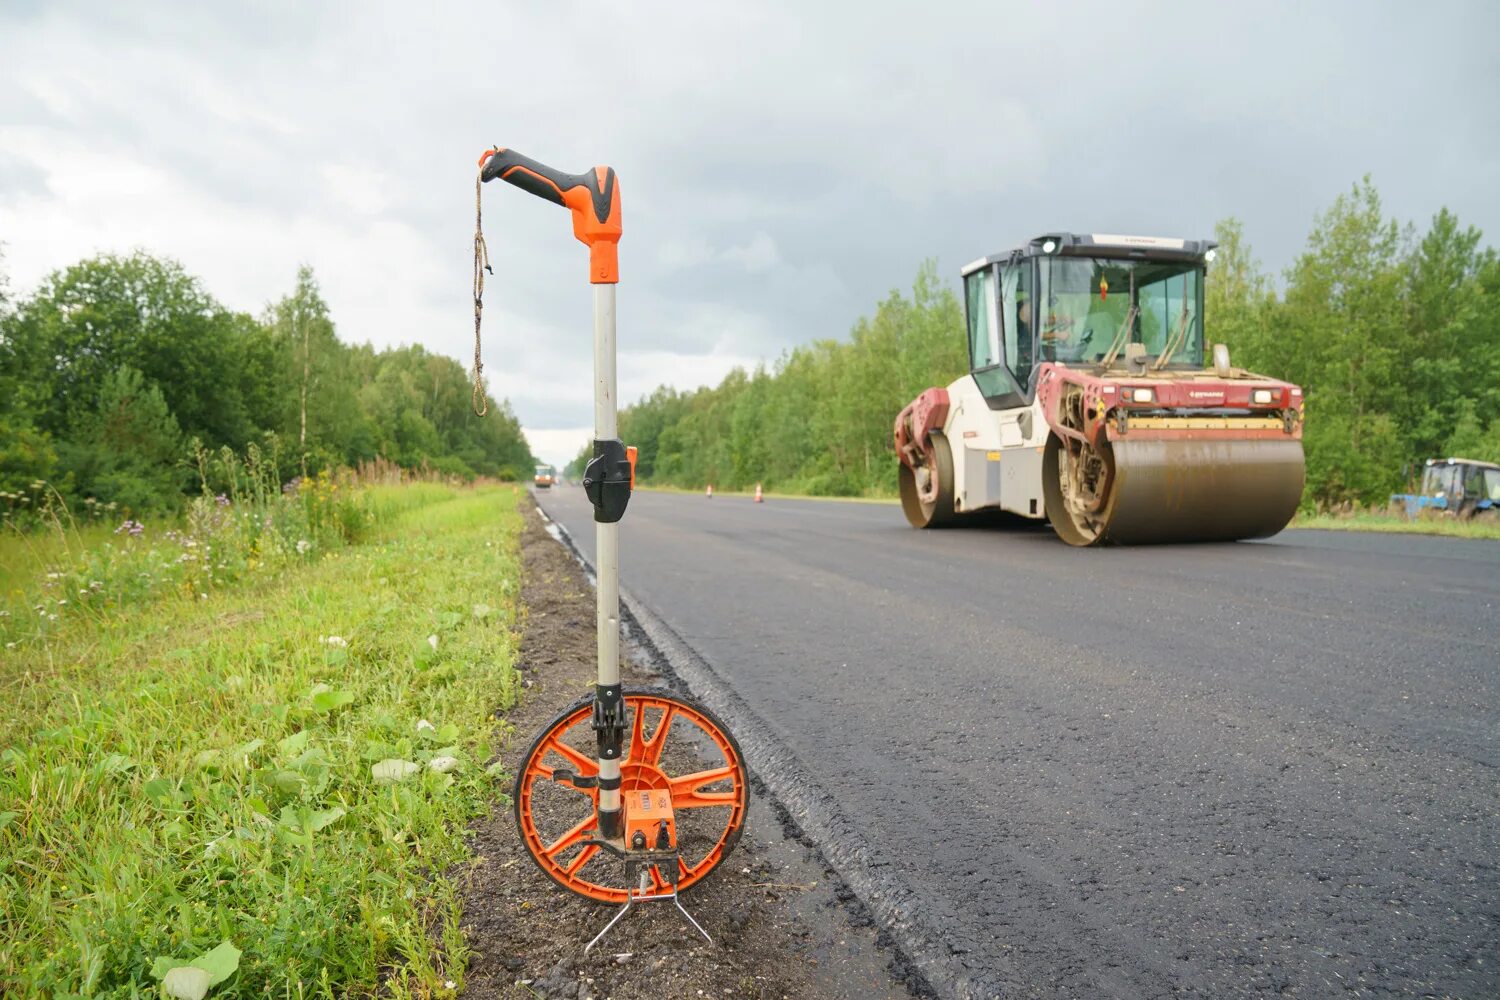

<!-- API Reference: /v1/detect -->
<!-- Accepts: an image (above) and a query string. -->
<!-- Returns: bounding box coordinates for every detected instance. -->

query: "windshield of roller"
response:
[1036,257,1204,367]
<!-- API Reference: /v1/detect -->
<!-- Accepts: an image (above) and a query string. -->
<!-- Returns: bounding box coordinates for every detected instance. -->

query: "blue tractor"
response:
[1391,457,1500,519]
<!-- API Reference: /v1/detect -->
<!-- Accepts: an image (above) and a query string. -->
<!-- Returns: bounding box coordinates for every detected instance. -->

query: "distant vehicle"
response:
[534,465,557,489]
[1391,457,1500,519]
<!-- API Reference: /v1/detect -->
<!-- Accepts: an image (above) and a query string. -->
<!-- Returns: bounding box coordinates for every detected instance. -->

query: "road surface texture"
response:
[534,486,1498,999]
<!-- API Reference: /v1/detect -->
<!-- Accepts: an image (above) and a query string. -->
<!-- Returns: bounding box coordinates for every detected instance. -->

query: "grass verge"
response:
[1289,511,1500,540]
[0,485,524,998]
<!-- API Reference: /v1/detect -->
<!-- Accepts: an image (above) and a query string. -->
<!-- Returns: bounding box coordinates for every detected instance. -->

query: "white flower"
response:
[57,599,67,606]
[199,593,208,600]
[416,719,435,732]
[426,634,438,651]
[321,635,348,648]
[4,642,16,649]
[296,539,312,554]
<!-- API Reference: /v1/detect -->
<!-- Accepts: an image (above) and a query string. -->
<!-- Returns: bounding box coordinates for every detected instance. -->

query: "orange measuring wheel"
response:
[514,690,749,903]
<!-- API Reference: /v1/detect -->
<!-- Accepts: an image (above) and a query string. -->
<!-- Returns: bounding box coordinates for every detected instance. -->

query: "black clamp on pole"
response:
[583,438,633,523]
[593,682,626,839]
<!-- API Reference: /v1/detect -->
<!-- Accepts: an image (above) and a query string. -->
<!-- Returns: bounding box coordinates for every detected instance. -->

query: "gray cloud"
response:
[3,1,1497,466]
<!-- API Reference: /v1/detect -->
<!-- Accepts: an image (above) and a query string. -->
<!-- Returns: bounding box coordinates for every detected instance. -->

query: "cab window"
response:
[965,266,1001,370]
[1001,262,1035,388]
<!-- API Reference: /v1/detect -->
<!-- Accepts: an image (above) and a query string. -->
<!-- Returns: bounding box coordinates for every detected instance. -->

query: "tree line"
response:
[581,178,1499,509]
[0,252,534,512]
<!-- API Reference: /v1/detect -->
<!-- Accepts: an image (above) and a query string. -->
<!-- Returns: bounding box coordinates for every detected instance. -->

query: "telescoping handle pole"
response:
[478,147,633,839]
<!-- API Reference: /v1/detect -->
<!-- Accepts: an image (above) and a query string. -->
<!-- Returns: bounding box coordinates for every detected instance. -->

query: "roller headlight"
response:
[1251,388,1274,405]
[1130,387,1154,403]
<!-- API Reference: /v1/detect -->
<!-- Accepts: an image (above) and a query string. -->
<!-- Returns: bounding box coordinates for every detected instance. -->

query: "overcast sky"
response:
[3,1,1497,466]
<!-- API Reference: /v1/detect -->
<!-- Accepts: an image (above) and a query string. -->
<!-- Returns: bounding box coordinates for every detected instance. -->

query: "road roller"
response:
[895,232,1305,545]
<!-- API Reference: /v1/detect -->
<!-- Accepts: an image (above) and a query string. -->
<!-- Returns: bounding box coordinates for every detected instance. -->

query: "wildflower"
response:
[416,719,435,732]
[114,519,145,536]
[47,614,58,622]
[320,635,348,648]
[215,493,230,507]
[296,539,311,554]
[199,593,208,600]
[4,642,15,650]
[427,634,439,651]
[57,599,67,606]
[89,581,102,590]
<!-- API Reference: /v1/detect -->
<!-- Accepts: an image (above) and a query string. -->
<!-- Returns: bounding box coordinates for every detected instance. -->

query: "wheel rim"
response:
[1045,435,1113,545]
[515,693,748,903]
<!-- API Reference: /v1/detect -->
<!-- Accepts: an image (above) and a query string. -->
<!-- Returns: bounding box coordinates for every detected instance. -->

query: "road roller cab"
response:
[895,232,1306,545]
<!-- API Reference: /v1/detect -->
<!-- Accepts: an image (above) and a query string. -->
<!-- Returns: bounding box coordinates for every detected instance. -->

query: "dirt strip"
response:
[456,499,912,1000]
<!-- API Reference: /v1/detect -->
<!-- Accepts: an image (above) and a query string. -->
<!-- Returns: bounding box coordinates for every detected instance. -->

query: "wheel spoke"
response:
[668,764,738,808]
[633,705,675,767]
[544,736,598,778]
[544,814,594,859]
[563,842,600,876]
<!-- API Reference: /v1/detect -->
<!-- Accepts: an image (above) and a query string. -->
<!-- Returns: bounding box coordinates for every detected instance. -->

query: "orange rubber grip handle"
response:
[478,147,621,284]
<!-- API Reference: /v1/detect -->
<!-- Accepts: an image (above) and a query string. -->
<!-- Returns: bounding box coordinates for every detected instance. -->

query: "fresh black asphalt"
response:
[534,486,1499,999]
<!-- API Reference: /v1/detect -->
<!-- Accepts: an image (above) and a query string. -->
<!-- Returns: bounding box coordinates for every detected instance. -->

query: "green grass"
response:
[0,484,526,998]
[1290,510,1500,539]
[0,522,118,597]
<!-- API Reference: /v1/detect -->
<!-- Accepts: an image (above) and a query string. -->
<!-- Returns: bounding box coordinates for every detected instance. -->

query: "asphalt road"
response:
[533,486,1499,999]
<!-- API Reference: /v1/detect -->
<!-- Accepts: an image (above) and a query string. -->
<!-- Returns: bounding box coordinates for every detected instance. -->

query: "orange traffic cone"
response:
[706,484,713,499]
[754,483,763,503]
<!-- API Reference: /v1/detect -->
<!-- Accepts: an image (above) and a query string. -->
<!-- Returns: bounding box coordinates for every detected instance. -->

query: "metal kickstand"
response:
[584,856,713,955]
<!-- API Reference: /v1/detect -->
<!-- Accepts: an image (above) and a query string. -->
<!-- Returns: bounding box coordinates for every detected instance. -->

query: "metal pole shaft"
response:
[593,283,621,821]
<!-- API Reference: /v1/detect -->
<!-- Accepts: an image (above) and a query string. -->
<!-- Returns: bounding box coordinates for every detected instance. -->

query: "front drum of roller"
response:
[1102,438,1305,544]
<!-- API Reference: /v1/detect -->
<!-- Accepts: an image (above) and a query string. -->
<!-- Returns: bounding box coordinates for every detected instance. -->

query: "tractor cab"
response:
[1393,457,1500,519]
[960,233,1216,409]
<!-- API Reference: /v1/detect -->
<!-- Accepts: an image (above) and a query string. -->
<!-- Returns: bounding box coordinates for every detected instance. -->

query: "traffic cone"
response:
[706,484,713,499]
[754,483,763,503]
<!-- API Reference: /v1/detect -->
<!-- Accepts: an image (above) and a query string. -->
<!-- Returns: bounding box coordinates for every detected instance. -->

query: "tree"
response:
[58,367,185,512]
[1278,177,1408,505]
[1206,218,1277,370]
[3,253,257,450]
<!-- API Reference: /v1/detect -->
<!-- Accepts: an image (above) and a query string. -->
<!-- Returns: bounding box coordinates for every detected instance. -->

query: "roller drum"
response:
[1102,438,1305,544]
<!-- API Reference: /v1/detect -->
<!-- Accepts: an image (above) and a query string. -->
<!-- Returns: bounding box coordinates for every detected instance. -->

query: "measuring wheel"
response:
[514,689,749,904]
[478,145,748,943]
